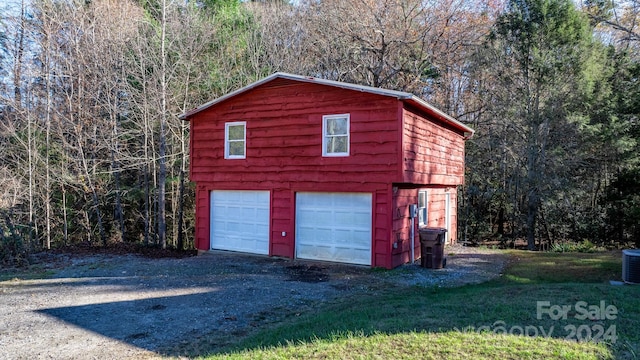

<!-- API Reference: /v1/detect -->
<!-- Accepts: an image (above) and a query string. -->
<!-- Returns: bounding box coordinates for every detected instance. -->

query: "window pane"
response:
[326,135,347,154]
[334,136,347,152]
[229,141,245,156]
[228,125,245,140]
[325,137,334,154]
[327,117,348,135]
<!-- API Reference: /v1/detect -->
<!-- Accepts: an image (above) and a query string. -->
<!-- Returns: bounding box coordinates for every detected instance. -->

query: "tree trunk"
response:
[112,113,125,243]
[44,32,52,250]
[91,188,107,246]
[177,168,185,250]
[113,156,125,243]
[144,164,150,246]
[62,184,68,246]
[497,206,505,236]
[83,193,91,244]
[27,110,37,249]
[157,0,168,249]
[13,0,25,108]
[77,135,106,246]
[526,188,538,251]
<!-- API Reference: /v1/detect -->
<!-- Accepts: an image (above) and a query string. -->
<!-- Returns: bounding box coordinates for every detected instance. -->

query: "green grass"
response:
[502,250,622,284]
[0,265,55,282]
[208,331,611,359]
[197,250,639,360]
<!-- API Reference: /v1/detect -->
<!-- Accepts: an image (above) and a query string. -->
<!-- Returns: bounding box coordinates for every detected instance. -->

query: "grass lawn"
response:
[201,250,639,360]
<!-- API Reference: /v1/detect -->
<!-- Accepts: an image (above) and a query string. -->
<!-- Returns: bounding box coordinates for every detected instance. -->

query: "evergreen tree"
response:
[465,0,609,249]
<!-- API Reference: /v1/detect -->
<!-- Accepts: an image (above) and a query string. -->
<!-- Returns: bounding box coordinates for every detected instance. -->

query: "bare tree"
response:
[0,0,40,250]
[583,0,640,45]
[252,0,498,114]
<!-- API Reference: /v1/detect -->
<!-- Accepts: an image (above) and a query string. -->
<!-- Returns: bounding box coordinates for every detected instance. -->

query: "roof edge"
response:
[179,72,475,136]
[407,96,475,136]
[179,73,284,120]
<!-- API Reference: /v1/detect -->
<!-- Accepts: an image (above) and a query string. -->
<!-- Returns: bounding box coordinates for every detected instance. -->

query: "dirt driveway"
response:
[0,246,506,359]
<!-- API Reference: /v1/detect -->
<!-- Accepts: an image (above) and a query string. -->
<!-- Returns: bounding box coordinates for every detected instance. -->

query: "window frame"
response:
[418,190,428,227]
[322,114,350,157]
[224,121,246,159]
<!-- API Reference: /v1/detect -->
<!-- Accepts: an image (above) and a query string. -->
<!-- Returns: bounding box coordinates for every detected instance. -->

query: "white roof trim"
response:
[179,72,474,135]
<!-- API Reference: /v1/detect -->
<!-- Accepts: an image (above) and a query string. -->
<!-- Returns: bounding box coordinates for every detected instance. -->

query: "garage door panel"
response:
[256,208,269,219]
[298,245,370,264]
[295,192,372,265]
[334,229,352,239]
[352,230,371,243]
[211,190,270,255]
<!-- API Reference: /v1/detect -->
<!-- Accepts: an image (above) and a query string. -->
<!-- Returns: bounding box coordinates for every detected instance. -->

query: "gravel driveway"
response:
[0,246,506,359]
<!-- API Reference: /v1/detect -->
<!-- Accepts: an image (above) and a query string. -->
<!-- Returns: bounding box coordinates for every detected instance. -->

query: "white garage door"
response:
[210,190,270,255]
[295,192,372,265]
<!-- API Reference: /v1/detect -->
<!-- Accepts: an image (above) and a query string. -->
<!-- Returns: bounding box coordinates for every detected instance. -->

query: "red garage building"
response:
[180,73,473,269]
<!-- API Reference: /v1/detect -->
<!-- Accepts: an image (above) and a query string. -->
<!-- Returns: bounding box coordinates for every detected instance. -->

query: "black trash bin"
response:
[419,227,447,269]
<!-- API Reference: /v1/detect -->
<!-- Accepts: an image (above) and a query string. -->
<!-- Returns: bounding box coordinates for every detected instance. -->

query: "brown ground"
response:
[0,245,507,359]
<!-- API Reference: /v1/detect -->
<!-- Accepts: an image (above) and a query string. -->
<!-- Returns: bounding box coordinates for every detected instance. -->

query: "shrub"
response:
[550,240,601,253]
[0,212,30,267]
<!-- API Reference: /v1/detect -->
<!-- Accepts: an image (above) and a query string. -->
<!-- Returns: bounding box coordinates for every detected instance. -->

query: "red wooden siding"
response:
[402,106,466,186]
[190,82,400,186]
[390,187,459,268]
[270,189,294,258]
[373,188,391,269]
[194,185,210,251]
[391,187,419,268]
[424,188,458,243]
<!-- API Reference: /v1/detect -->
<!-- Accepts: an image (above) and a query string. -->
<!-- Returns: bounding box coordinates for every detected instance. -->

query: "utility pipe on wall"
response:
[409,204,418,264]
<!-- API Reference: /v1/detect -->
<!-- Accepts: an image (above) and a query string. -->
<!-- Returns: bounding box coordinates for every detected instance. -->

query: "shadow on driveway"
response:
[4,248,504,358]
[20,253,375,357]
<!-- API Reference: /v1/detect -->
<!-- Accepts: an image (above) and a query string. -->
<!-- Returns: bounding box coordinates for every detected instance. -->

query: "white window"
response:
[225,122,246,159]
[418,190,428,227]
[322,114,350,156]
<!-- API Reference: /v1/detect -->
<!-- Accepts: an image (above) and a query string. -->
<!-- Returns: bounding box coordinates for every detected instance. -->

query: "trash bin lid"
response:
[418,227,447,241]
[418,227,447,234]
